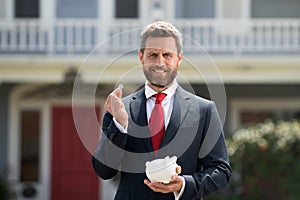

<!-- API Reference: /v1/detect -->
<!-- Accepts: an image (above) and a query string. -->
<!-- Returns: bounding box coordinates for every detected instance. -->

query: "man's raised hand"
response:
[104,85,128,128]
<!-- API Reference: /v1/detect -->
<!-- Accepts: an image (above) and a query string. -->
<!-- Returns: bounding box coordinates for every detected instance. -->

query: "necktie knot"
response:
[154,93,167,104]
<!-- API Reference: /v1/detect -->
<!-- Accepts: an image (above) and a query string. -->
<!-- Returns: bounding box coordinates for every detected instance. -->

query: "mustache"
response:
[150,65,170,72]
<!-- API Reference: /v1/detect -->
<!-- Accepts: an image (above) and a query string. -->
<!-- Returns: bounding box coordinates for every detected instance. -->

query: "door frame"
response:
[8,84,103,200]
[8,85,51,199]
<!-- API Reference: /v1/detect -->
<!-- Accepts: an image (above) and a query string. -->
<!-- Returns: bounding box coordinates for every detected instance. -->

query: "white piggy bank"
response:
[145,156,182,184]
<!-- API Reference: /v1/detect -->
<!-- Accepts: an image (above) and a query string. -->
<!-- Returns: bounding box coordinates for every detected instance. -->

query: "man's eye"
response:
[149,53,157,58]
[163,53,172,58]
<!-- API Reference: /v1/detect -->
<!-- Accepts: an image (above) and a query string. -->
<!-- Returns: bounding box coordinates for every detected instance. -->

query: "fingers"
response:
[145,182,174,194]
[144,177,183,194]
[110,93,124,111]
[144,181,169,194]
[104,87,123,113]
[112,84,123,98]
[113,87,122,98]
[171,175,182,182]
[105,93,123,114]
[104,86,128,127]
[104,96,111,113]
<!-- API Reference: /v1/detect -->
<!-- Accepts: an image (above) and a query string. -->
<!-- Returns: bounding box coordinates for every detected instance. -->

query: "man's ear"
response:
[138,50,143,63]
[178,51,183,65]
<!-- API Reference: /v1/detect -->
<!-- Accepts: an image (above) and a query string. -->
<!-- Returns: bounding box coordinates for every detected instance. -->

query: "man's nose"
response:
[156,54,165,66]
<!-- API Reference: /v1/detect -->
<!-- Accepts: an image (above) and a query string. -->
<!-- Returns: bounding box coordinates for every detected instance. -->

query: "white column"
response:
[165,0,175,21]
[215,0,223,19]
[150,0,166,21]
[100,0,114,20]
[41,0,55,54]
[98,0,114,54]
[6,0,14,20]
[41,104,51,200]
[41,0,56,21]
[139,0,149,22]
[243,0,251,19]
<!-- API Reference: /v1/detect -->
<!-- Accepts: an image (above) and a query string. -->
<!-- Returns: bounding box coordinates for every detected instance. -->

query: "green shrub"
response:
[207,120,300,200]
[0,178,9,200]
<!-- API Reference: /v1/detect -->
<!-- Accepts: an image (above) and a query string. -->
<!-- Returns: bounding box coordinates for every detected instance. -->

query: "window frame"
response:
[230,98,300,131]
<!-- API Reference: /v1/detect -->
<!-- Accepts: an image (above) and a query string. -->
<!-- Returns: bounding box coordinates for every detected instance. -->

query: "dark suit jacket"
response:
[92,86,231,200]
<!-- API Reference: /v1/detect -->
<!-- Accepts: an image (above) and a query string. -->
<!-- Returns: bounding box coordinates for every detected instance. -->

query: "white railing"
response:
[0,19,299,55]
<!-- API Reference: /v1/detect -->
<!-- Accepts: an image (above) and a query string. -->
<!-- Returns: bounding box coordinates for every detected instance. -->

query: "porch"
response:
[0,18,299,55]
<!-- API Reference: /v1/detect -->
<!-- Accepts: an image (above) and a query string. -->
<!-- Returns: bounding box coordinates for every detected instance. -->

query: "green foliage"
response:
[0,178,9,200]
[206,120,300,200]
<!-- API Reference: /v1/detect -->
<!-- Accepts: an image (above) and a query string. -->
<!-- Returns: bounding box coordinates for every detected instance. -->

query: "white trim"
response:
[111,0,116,19]
[41,0,55,22]
[6,0,13,20]
[100,0,113,20]
[8,86,21,181]
[230,98,300,131]
[165,0,174,20]
[243,0,251,19]
[139,0,148,21]
[215,0,222,18]
[41,104,51,200]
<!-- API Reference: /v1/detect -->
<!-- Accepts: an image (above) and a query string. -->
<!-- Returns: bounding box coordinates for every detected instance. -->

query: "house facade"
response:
[0,0,300,199]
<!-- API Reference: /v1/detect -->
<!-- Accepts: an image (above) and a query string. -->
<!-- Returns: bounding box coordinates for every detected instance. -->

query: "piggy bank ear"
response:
[145,161,150,167]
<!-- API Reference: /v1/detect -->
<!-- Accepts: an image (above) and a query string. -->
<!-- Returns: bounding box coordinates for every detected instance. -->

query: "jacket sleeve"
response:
[92,111,128,180]
[181,102,232,199]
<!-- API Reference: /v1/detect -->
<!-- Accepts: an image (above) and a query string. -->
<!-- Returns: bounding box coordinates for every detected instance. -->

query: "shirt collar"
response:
[145,80,178,99]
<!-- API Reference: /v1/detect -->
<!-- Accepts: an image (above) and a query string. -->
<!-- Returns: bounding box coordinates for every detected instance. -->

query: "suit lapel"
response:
[129,88,147,126]
[129,87,153,153]
[160,86,191,148]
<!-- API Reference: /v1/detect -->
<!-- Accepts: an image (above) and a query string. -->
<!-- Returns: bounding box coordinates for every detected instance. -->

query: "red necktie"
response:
[149,93,167,153]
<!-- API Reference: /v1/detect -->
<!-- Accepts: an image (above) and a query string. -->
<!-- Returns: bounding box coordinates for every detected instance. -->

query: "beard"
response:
[143,65,177,88]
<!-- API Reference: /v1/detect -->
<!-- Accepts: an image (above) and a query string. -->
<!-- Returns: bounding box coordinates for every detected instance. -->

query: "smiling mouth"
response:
[151,66,168,73]
[153,69,166,73]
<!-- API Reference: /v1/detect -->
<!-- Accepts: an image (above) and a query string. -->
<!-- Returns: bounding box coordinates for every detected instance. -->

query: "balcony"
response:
[0,18,299,55]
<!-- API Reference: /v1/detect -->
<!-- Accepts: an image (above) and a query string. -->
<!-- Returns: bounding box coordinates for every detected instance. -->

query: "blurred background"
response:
[0,0,299,199]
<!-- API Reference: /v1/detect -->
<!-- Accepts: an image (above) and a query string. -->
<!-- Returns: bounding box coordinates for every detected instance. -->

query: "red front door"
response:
[51,106,100,200]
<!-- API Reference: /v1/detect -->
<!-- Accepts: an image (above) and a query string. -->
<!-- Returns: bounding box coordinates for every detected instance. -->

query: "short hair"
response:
[139,21,183,54]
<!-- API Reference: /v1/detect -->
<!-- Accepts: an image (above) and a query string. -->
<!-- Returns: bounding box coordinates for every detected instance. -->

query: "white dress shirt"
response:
[145,80,177,128]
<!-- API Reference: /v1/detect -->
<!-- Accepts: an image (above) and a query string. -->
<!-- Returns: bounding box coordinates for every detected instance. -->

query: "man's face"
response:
[138,37,182,89]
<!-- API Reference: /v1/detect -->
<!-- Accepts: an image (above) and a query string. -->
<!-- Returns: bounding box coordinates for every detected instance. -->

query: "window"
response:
[222,0,242,18]
[231,98,300,131]
[15,0,39,18]
[176,0,215,18]
[56,0,97,18]
[115,0,138,18]
[240,110,300,125]
[0,0,6,18]
[252,0,300,18]
[217,0,249,18]
[20,110,40,182]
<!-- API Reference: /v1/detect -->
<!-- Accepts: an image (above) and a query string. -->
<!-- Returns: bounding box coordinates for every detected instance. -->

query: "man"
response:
[92,21,231,200]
